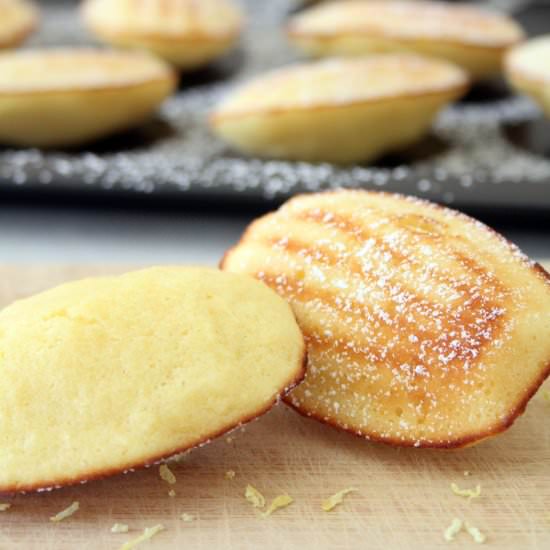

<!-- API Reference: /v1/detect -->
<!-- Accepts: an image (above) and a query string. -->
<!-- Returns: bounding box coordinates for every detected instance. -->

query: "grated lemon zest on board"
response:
[225,470,236,480]
[159,464,176,485]
[463,471,471,477]
[50,501,79,522]
[261,495,294,518]
[118,524,164,550]
[465,523,487,544]
[451,483,481,499]
[0,503,11,511]
[321,488,357,512]
[245,485,266,508]
[180,513,194,522]
[443,518,463,541]
[168,489,176,498]
[111,523,129,533]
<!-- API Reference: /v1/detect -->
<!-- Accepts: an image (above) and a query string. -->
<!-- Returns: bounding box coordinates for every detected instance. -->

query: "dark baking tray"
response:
[1,0,550,213]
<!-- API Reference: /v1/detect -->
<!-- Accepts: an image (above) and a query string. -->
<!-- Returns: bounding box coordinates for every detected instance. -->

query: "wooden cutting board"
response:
[0,264,549,550]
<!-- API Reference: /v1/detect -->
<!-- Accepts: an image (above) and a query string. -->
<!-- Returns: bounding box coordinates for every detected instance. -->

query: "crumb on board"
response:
[118,524,164,550]
[463,471,471,477]
[465,523,487,544]
[0,503,11,511]
[111,523,129,534]
[451,482,481,499]
[50,501,79,522]
[261,495,294,518]
[159,464,176,485]
[225,470,236,480]
[226,437,234,444]
[443,518,463,542]
[245,485,266,508]
[168,489,176,498]
[181,513,194,522]
[321,488,357,512]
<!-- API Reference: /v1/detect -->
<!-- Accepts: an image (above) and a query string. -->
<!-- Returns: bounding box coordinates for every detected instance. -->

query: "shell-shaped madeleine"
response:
[222,190,550,448]
[0,0,37,49]
[83,0,243,70]
[288,0,524,79]
[210,55,468,164]
[506,35,550,117]
[0,267,305,492]
[0,48,176,147]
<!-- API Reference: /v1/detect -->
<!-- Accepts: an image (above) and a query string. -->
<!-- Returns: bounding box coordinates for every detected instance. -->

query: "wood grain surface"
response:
[0,264,549,550]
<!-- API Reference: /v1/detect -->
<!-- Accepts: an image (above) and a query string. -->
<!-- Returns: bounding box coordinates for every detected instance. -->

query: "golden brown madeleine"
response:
[210,55,468,164]
[506,36,550,117]
[288,0,524,79]
[0,0,37,49]
[222,190,550,449]
[0,48,176,148]
[0,267,305,492]
[82,0,244,70]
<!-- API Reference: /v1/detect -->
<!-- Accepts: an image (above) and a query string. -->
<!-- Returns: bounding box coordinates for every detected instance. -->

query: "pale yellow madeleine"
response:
[210,55,468,164]
[506,35,550,117]
[0,48,176,147]
[0,267,305,492]
[83,0,243,70]
[288,0,524,79]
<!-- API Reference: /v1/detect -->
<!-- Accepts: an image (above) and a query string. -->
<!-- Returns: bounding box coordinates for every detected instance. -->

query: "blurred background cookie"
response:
[506,35,550,118]
[0,267,305,492]
[0,0,37,49]
[288,0,525,80]
[82,0,244,71]
[0,48,176,148]
[222,190,550,448]
[210,54,468,164]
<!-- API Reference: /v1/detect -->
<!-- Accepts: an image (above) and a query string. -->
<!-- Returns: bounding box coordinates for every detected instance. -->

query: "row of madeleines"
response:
[1,188,550,491]
[1,0,550,161]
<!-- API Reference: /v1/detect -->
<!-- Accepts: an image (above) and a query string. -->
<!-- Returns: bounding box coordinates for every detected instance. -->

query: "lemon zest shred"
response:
[159,464,176,485]
[0,503,11,511]
[118,524,164,550]
[111,523,129,534]
[50,501,79,522]
[321,488,357,512]
[465,522,487,544]
[450,482,481,499]
[443,518,463,542]
[245,484,265,508]
[224,470,236,480]
[180,513,194,522]
[261,495,294,518]
[168,489,176,497]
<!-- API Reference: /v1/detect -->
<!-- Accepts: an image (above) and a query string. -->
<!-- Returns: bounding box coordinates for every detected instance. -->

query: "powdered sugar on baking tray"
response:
[0,0,549,204]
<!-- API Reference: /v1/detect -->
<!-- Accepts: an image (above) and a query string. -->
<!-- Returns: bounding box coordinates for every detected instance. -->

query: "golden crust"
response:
[288,1,524,79]
[0,267,306,493]
[222,190,550,448]
[0,0,38,49]
[210,55,468,163]
[82,0,243,69]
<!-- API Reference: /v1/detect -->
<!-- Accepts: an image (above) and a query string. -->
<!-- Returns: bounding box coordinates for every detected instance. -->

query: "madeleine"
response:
[222,190,550,448]
[0,267,305,492]
[0,48,176,148]
[288,0,524,79]
[0,0,37,49]
[210,55,468,164]
[83,0,243,70]
[506,36,550,117]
